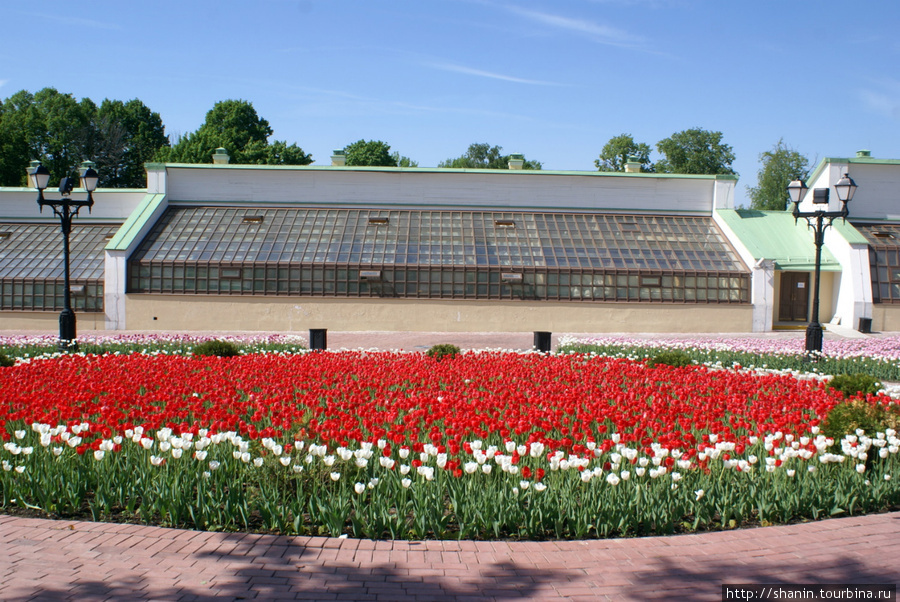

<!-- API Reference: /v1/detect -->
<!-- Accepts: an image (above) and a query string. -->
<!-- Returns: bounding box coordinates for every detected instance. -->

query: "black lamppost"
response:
[30,161,99,352]
[787,172,857,357]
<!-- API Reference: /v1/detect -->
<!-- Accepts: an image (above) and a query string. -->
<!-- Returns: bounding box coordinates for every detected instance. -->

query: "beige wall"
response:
[872,306,900,332]
[123,295,753,333]
[0,311,106,331]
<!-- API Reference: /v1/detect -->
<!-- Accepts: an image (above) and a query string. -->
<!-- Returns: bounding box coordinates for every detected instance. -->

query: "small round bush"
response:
[426,343,461,361]
[823,399,900,450]
[647,349,693,368]
[193,339,241,358]
[0,353,14,367]
[827,373,882,399]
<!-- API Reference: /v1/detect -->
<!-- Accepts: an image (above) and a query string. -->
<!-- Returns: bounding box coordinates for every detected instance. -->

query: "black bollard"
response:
[533,331,551,353]
[309,329,327,351]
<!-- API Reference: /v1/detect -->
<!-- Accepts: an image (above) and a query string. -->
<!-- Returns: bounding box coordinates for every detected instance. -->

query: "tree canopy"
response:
[343,139,396,167]
[438,143,541,170]
[595,133,654,172]
[654,128,736,176]
[747,139,810,211]
[156,99,312,166]
[0,88,169,188]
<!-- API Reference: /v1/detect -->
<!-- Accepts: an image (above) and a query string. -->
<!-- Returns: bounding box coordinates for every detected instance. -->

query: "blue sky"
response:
[2,1,899,206]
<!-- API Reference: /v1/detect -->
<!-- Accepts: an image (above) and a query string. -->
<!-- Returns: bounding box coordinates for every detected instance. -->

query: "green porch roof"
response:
[716,209,853,272]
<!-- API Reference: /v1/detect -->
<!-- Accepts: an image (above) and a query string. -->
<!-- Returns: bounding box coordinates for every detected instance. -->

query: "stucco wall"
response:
[164,165,724,214]
[872,305,900,332]
[123,295,753,333]
[0,312,107,331]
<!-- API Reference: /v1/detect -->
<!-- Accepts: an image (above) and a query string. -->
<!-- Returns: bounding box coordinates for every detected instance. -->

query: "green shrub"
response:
[647,349,693,368]
[426,343,461,361]
[0,353,14,367]
[193,339,241,358]
[822,399,900,448]
[827,373,882,399]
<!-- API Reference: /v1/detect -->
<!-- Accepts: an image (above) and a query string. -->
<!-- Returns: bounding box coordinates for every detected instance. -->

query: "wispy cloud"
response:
[424,62,563,86]
[859,78,900,120]
[504,6,647,49]
[0,79,7,91]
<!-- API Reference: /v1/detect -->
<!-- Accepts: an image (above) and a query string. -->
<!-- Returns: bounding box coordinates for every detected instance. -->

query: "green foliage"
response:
[192,340,241,358]
[92,99,169,188]
[438,143,541,170]
[156,99,311,166]
[647,349,693,368]
[0,88,96,186]
[595,133,654,173]
[0,88,170,187]
[827,373,883,399]
[655,128,736,175]
[426,344,461,360]
[747,139,811,211]
[0,353,14,367]
[822,400,900,446]
[343,139,397,166]
[392,152,418,167]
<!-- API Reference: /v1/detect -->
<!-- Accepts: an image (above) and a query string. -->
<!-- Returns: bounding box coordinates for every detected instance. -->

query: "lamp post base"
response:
[805,321,823,360]
[59,308,78,353]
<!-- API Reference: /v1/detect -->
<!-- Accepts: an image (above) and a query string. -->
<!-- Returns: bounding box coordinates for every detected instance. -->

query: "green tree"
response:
[655,128,736,175]
[747,139,811,211]
[0,98,31,186]
[595,133,653,172]
[0,88,96,186]
[343,139,397,166]
[392,152,418,168]
[91,99,169,188]
[157,99,311,166]
[0,88,170,187]
[438,143,541,170]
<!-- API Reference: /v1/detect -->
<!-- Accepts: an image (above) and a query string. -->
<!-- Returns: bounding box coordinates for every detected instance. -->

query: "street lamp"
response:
[30,161,99,352]
[787,172,857,357]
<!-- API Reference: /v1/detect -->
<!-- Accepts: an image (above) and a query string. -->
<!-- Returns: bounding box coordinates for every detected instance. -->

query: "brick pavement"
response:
[1,512,898,601]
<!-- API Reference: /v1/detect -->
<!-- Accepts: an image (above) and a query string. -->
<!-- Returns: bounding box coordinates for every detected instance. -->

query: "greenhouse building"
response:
[1,150,898,334]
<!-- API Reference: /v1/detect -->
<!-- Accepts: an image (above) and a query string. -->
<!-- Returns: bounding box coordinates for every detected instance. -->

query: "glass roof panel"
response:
[129,207,747,272]
[0,223,119,280]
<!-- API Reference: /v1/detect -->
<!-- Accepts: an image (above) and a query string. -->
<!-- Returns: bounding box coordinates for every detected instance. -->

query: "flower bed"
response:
[558,335,900,381]
[2,350,899,539]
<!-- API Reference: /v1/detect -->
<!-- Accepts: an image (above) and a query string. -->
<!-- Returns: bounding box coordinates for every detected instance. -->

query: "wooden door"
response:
[779,272,809,321]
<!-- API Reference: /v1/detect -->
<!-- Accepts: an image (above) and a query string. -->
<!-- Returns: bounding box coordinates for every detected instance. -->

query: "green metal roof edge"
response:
[832,219,869,245]
[106,193,166,251]
[159,162,736,181]
[716,209,842,271]
[806,155,900,186]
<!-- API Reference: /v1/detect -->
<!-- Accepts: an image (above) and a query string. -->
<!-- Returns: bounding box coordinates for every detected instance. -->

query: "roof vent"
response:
[508,154,524,170]
[331,149,346,167]
[494,219,515,228]
[368,217,389,225]
[241,216,264,224]
[872,231,894,239]
[501,272,523,282]
[212,148,230,164]
[0,231,10,240]
[856,150,872,158]
[624,155,642,173]
[360,270,382,281]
